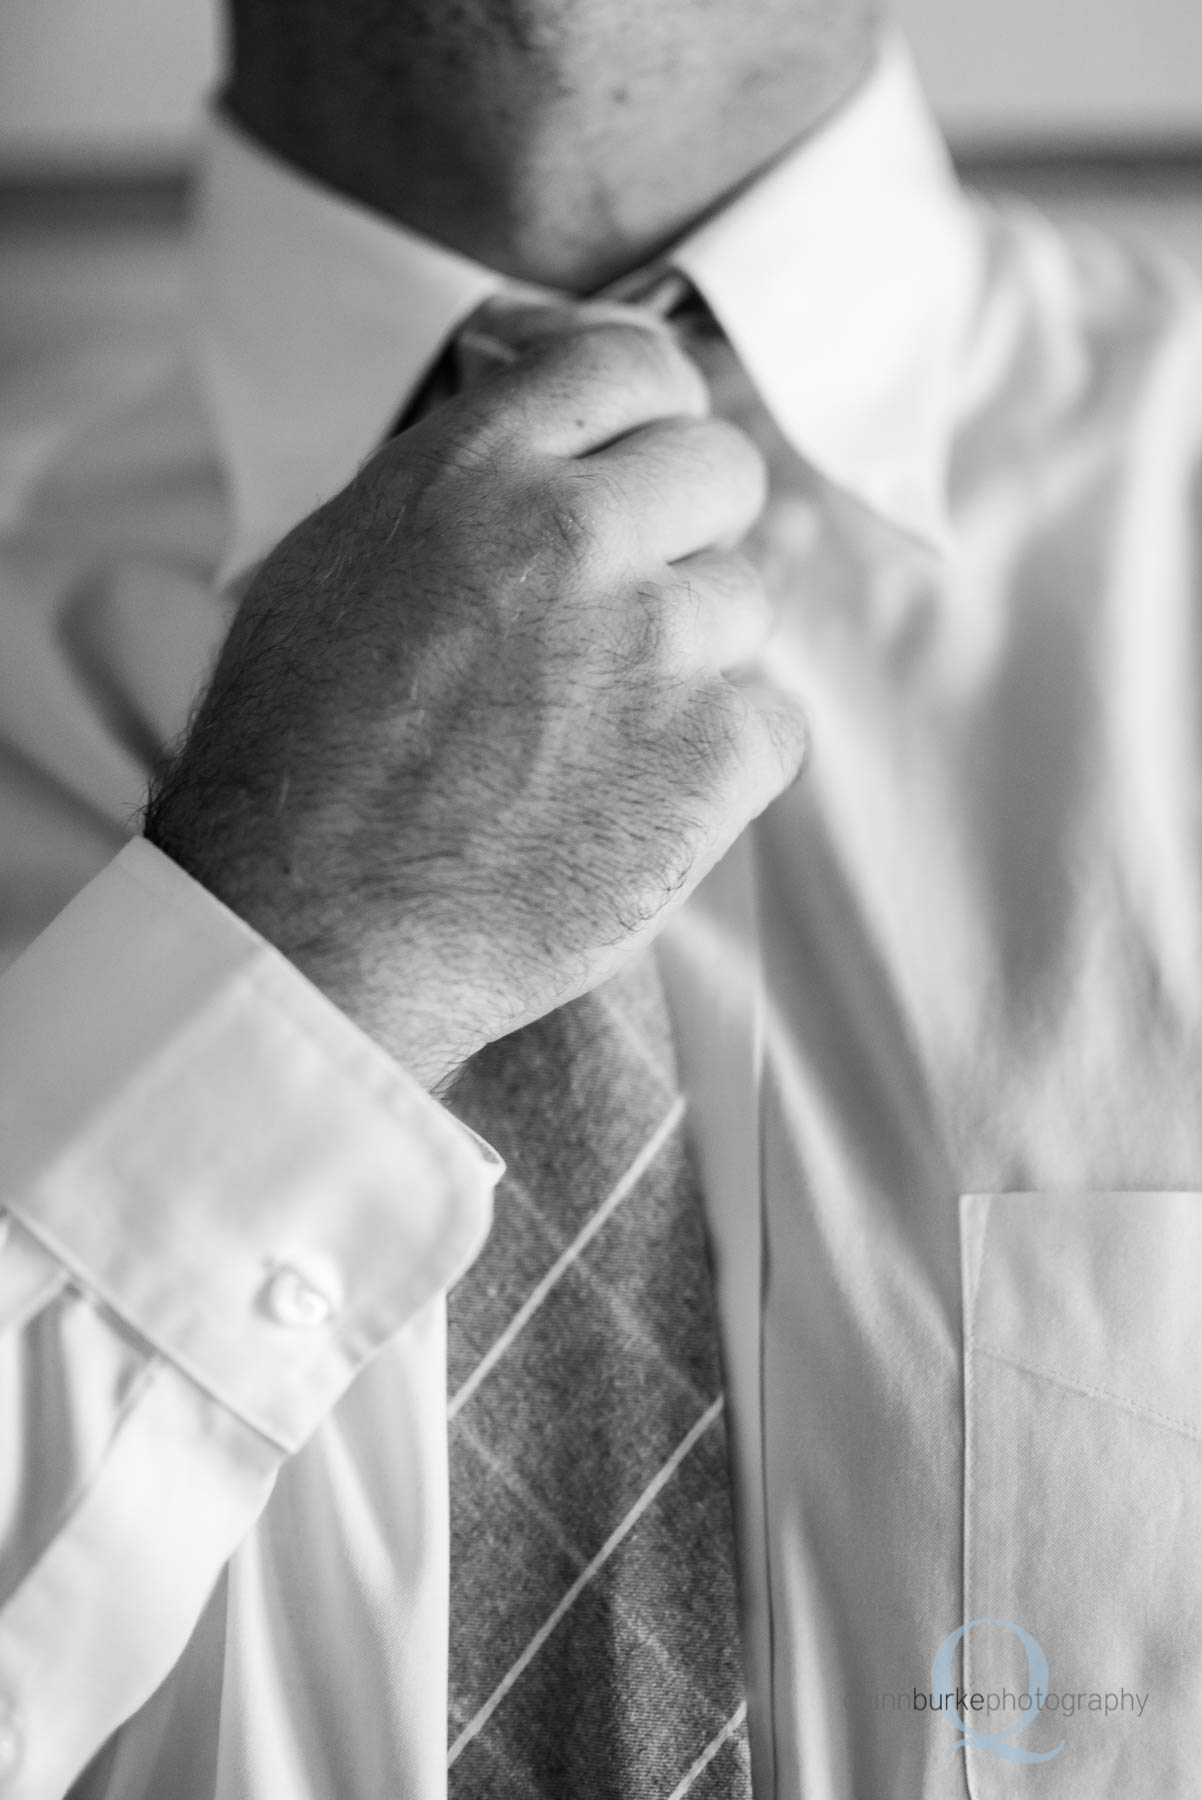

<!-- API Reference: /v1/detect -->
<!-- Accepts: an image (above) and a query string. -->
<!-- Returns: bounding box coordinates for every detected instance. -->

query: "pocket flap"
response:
[964,1189,1202,1439]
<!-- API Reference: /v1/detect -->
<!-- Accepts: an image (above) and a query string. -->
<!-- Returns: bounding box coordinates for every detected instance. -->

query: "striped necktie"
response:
[414,288,753,1797]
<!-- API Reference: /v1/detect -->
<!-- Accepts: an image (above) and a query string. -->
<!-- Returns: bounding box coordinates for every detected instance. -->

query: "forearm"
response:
[0,842,497,1794]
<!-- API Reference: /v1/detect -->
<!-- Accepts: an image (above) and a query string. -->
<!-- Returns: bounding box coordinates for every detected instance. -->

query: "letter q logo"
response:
[931,1619,1065,1765]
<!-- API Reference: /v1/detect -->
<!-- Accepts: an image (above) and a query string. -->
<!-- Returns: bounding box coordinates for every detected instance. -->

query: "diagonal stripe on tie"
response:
[446,952,750,1799]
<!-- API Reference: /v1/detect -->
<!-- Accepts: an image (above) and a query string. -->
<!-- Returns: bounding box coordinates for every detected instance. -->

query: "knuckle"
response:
[621,579,674,671]
[748,693,807,787]
[546,490,595,570]
[519,470,610,584]
[609,775,713,922]
[766,702,810,780]
[568,454,627,524]
[665,681,750,796]
[580,575,672,679]
[699,681,754,770]
[686,681,806,796]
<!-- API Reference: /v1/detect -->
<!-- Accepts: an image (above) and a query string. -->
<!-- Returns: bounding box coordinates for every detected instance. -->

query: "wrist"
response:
[142,787,480,1093]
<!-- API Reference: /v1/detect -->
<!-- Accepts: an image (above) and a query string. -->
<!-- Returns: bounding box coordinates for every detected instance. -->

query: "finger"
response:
[725,679,811,817]
[661,679,809,903]
[585,415,767,563]
[662,550,775,674]
[457,315,711,458]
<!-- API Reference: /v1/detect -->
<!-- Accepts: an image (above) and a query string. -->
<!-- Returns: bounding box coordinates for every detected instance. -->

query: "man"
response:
[2,0,1201,1792]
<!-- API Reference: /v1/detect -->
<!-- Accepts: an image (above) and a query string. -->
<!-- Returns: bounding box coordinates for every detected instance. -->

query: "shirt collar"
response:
[193,34,980,584]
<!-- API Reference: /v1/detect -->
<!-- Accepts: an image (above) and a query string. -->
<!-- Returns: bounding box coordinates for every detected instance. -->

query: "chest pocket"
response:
[958,1190,1202,1795]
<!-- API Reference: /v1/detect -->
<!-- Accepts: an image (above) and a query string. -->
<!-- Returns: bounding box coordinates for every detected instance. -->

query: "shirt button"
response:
[262,1264,336,1330]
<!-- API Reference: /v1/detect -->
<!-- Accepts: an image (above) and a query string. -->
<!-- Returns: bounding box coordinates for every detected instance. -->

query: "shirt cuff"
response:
[0,838,500,1452]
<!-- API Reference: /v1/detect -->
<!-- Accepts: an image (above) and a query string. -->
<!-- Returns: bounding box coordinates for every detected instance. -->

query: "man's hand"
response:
[144,304,806,1091]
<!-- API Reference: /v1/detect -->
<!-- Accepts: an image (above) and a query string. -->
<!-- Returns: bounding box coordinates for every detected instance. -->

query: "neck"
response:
[225,2,880,291]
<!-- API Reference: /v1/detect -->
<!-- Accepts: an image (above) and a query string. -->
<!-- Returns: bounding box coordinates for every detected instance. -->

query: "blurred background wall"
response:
[0,0,1200,169]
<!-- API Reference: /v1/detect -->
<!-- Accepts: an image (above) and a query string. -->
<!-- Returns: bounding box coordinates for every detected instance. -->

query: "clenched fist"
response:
[144,302,806,1091]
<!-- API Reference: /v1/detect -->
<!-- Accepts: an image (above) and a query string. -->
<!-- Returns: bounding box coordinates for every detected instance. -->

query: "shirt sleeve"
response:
[0,837,499,1799]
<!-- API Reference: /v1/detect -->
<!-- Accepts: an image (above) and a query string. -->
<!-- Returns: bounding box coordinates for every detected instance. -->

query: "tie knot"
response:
[396,276,722,434]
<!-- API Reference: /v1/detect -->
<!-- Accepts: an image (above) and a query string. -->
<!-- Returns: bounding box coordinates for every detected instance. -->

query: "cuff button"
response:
[262,1264,335,1330]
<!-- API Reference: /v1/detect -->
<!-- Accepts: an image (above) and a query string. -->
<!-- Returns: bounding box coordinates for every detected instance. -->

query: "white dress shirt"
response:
[3,33,1202,1800]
